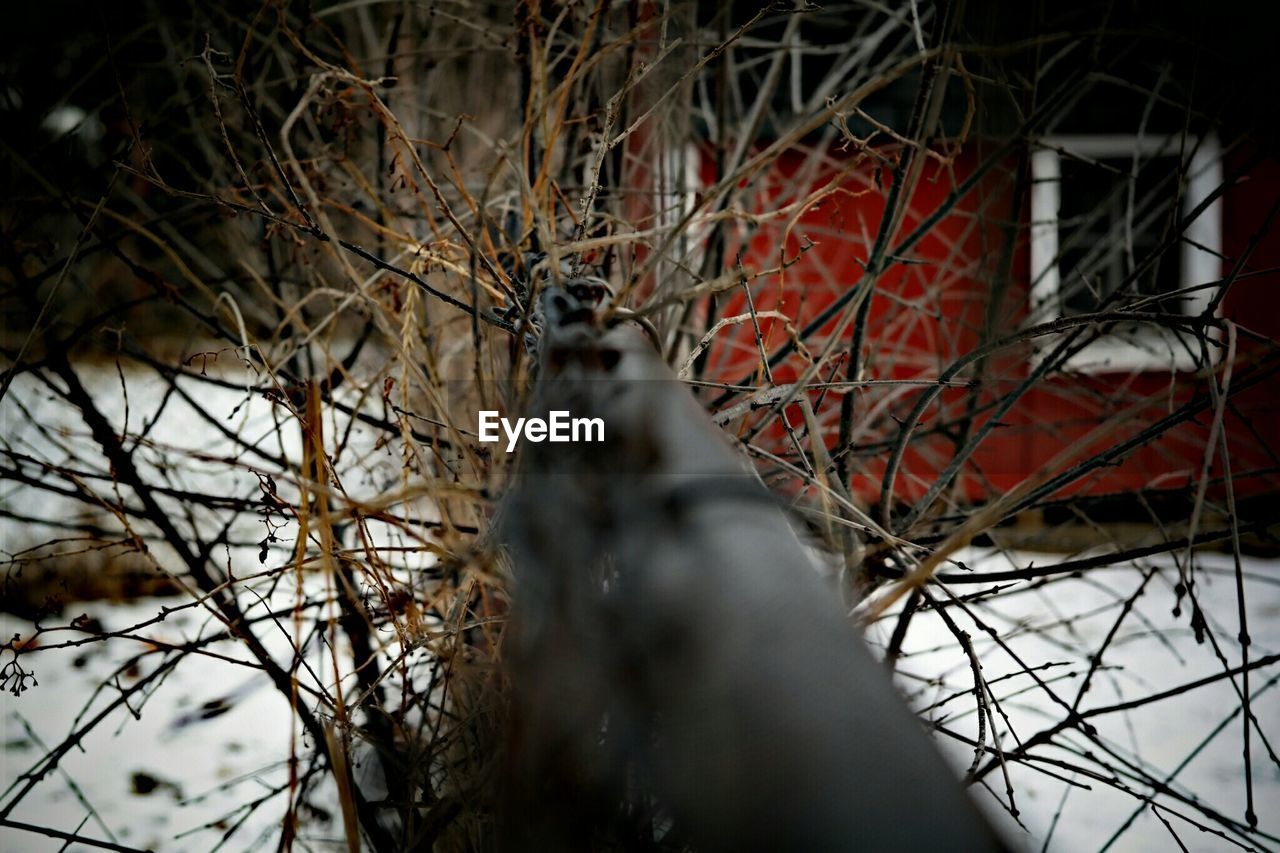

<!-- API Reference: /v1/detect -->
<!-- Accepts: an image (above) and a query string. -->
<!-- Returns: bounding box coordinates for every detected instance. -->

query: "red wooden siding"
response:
[700,143,1279,509]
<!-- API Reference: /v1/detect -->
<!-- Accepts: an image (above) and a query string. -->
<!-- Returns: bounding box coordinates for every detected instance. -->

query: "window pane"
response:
[1056,154,1183,315]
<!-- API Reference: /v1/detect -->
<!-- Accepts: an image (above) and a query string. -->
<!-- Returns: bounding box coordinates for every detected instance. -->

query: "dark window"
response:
[1056,155,1185,316]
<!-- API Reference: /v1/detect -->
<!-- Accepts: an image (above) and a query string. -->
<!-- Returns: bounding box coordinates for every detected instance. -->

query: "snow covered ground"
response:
[5,550,1276,852]
[873,547,1280,853]
[3,363,1278,851]
[1,362,403,852]
[0,599,333,852]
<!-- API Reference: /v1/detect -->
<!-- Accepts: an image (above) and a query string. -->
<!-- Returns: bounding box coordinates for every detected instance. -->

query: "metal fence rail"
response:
[497,288,1008,851]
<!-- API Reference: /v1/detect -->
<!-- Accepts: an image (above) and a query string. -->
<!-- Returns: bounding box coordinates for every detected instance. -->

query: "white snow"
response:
[875,546,1280,853]
[3,363,1278,851]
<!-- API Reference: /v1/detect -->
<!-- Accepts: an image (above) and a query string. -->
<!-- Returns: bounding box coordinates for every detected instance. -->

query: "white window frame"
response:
[1029,134,1223,372]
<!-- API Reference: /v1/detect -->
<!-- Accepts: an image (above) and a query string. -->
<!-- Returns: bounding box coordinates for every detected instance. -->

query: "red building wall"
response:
[700,142,1279,511]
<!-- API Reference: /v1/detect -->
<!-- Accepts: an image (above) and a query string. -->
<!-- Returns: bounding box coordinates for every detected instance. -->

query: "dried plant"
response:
[2,1,1277,851]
